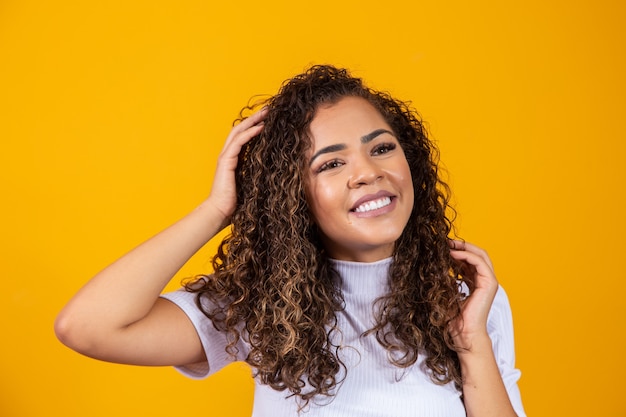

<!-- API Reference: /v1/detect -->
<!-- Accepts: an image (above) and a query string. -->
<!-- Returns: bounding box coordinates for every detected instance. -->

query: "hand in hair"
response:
[207,106,267,229]
[54,108,267,367]
[448,240,517,417]
[448,240,498,349]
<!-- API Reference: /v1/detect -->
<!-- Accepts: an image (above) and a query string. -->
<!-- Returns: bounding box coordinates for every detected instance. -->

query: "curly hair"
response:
[185,65,472,408]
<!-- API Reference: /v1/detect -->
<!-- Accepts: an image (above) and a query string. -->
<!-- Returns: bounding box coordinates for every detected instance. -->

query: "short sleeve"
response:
[487,286,527,417]
[160,289,249,379]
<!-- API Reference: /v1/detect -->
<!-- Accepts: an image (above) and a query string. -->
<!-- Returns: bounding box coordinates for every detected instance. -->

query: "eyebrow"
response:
[361,128,394,144]
[308,129,395,167]
[309,144,346,167]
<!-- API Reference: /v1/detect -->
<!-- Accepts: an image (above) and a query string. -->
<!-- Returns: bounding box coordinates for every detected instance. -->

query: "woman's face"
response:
[304,96,414,262]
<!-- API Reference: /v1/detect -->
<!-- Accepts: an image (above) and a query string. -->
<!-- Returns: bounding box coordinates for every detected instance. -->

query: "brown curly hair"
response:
[186,65,472,408]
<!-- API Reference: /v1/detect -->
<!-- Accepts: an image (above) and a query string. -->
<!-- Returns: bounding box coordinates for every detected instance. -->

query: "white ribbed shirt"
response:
[161,257,526,416]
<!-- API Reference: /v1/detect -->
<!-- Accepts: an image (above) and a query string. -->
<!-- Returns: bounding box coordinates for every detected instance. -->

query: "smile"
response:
[353,197,392,213]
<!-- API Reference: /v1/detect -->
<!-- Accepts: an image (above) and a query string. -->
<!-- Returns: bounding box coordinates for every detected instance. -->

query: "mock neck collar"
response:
[330,257,392,296]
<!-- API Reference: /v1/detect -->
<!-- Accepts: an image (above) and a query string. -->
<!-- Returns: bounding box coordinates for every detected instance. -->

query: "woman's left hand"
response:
[448,240,499,351]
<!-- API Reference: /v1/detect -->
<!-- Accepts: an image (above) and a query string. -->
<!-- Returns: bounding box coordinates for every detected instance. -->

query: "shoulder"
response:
[485,285,520,372]
[486,286,527,416]
[487,285,515,334]
[160,288,250,378]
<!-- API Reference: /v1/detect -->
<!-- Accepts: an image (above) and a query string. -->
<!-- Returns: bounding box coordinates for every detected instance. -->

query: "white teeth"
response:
[354,197,392,213]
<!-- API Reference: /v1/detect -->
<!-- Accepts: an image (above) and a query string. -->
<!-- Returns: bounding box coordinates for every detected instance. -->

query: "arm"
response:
[449,241,518,417]
[54,107,267,367]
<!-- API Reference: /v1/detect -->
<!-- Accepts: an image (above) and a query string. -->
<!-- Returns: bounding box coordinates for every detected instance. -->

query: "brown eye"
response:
[372,143,396,156]
[318,159,344,173]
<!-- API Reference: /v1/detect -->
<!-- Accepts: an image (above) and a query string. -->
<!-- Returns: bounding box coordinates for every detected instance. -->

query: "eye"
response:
[372,142,397,156]
[317,159,344,173]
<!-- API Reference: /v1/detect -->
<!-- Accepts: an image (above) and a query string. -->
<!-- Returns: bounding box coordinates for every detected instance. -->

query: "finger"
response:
[229,107,268,137]
[449,249,497,288]
[449,240,493,270]
[230,122,264,149]
[448,239,466,251]
[219,115,266,160]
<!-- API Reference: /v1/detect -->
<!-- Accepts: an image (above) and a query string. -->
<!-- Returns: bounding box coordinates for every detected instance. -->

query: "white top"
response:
[161,257,526,417]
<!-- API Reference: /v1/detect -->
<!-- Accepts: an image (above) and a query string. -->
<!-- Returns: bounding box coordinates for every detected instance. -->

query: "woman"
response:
[55,65,525,416]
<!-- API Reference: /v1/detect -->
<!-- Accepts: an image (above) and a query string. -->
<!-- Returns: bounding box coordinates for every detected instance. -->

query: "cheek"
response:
[404,167,414,192]
[396,160,415,208]
[390,157,413,184]
[307,180,341,225]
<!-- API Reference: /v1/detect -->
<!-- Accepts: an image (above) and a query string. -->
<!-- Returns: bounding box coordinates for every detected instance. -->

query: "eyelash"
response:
[316,142,398,173]
[317,159,344,173]
[372,142,397,155]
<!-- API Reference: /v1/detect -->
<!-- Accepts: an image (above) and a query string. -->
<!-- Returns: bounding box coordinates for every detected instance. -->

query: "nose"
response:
[347,157,383,188]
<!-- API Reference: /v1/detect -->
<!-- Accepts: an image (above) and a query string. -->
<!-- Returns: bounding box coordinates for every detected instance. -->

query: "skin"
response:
[54,107,268,366]
[55,100,517,416]
[305,97,414,262]
[449,240,517,416]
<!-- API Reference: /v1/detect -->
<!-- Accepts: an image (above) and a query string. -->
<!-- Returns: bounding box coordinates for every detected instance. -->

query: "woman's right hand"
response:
[55,107,268,367]
[205,107,268,227]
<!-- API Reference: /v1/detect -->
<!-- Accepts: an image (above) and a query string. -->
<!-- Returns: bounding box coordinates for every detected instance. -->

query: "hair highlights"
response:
[186,65,470,408]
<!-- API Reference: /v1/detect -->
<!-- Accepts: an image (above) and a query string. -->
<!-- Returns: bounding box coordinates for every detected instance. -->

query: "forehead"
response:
[308,96,390,149]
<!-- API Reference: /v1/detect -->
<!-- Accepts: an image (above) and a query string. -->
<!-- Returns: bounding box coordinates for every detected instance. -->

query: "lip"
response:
[350,190,396,212]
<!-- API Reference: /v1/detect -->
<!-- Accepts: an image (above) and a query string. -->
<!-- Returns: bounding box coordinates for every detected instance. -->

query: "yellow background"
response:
[1,0,624,416]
